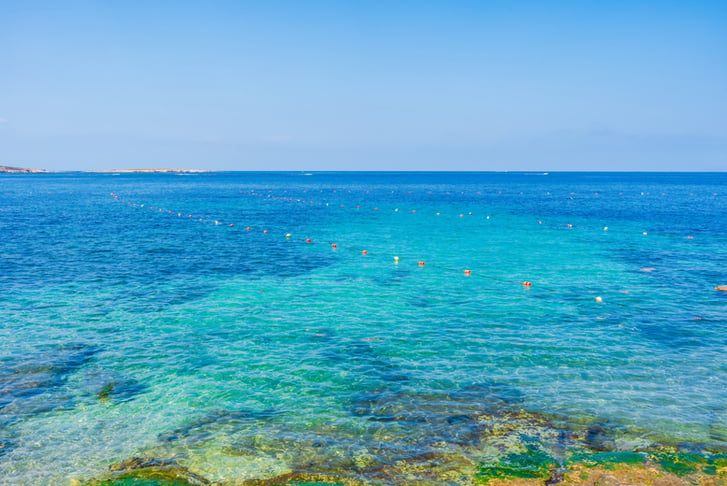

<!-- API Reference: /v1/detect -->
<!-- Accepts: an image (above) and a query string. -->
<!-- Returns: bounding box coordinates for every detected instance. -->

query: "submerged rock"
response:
[86,456,211,485]
[95,378,147,403]
[583,424,616,452]
[159,409,277,445]
[478,442,558,481]
[0,343,101,421]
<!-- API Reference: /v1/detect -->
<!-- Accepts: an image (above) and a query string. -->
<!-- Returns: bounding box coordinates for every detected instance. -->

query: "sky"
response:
[1,0,726,171]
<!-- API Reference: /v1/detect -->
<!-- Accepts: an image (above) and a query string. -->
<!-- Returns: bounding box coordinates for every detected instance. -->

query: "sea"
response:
[0,171,726,485]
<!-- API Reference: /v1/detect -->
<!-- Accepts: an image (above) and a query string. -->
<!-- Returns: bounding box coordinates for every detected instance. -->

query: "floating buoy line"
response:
[110,192,715,314]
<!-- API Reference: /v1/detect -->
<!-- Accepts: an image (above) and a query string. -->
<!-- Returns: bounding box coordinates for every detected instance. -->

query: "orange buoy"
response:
[305,238,312,243]
[464,269,471,275]
[522,281,532,286]
[362,250,368,255]
[687,236,694,239]
[418,261,425,266]
[716,285,727,291]
[331,243,337,248]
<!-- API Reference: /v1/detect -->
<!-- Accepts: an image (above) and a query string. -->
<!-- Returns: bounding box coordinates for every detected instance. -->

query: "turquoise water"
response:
[1,172,726,484]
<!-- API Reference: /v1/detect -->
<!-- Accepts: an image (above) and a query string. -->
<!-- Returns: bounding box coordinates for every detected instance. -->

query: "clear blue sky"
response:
[1,1,726,171]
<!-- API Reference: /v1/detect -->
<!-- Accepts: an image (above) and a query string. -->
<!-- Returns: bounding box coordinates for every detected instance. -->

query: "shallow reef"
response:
[81,385,727,485]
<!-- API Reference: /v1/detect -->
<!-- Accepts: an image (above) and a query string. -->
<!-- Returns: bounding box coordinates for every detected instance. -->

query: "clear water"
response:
[1,172,726,485]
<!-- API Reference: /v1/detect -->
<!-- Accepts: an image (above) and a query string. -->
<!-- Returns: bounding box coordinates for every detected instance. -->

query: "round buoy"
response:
[567,224,573,228]
[245,227,251,231]
[263,230,268,234]
[436,212,441,216]
[538,221,542,224]
[229,224,235,227]
[595,296,603,303]
[603,226,608,231]
[331,243,337,248]
[362,250,368,255]
[393,256,400,262]
[464,269,471,275]
[522,281,532,287]
[418,261,425,266]
[215,221,220,225]
[305,238,312,243]
[643,232,648,235]
[687,236,694,239]
[285,233,291,238]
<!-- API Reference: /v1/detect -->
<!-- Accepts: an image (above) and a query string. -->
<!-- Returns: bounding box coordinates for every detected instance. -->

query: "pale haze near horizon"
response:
[1,1,726,172]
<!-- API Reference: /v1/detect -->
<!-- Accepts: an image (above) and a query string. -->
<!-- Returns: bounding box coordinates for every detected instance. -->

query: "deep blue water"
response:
[1,171,726,484]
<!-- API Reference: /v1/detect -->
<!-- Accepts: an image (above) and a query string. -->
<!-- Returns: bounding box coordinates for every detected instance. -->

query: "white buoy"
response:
[393,256,400,263]
[595,296,603,303]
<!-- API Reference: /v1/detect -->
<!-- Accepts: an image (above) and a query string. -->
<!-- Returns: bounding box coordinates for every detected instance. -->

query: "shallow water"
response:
[0,171,726,484]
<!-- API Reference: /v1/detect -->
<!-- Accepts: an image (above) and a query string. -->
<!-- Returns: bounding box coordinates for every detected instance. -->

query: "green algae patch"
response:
[711,454,727,469]
[92,474,195,486]
[648,452,709,476]
[567,451,646,469]
[85,457,210,486]
[476,444,557,482]
[90,469,202,486]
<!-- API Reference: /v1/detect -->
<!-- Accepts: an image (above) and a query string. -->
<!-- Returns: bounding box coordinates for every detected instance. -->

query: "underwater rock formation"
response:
[87,456,212,485]
[0,343,101,421]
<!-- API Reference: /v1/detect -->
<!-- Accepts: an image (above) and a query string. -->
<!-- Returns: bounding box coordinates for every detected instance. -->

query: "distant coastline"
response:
[1,166,212,174]
[0,165,47,173]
